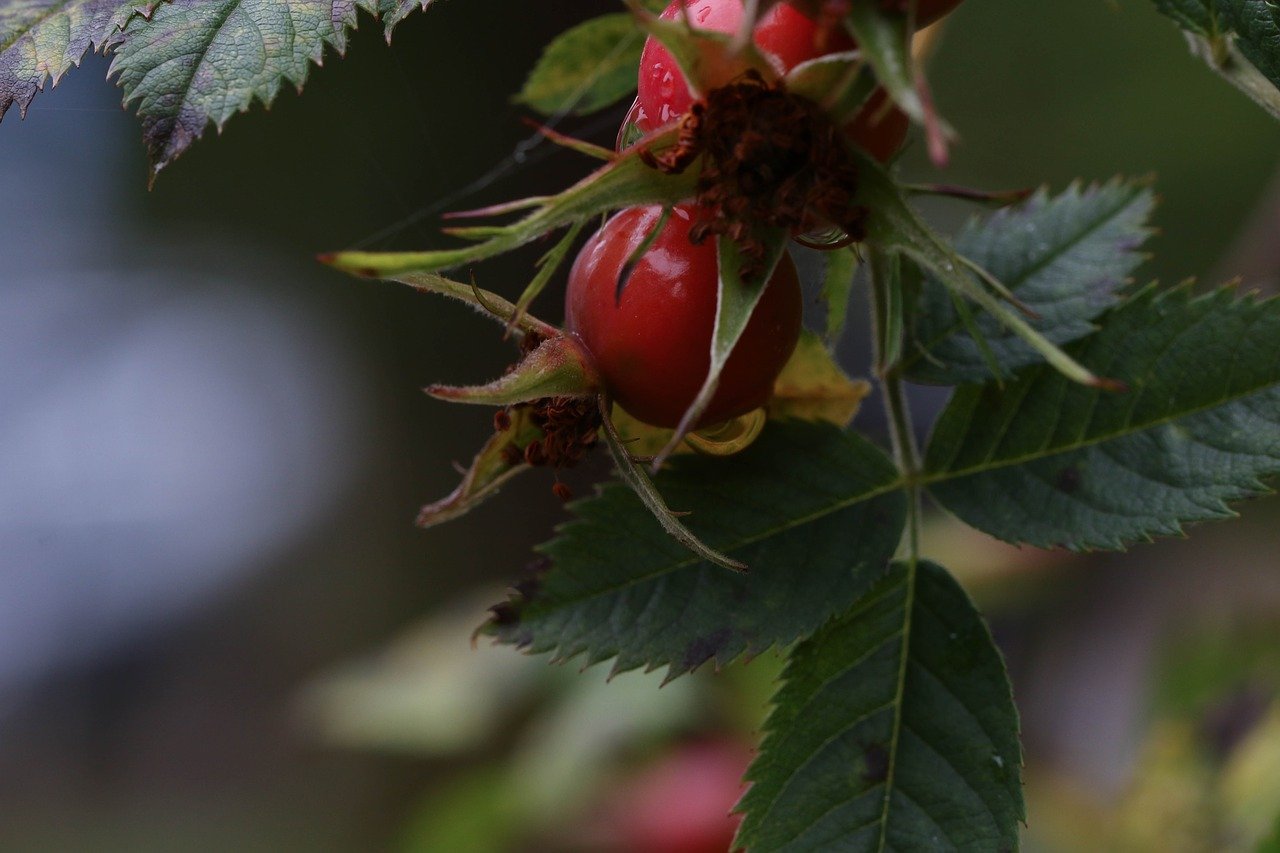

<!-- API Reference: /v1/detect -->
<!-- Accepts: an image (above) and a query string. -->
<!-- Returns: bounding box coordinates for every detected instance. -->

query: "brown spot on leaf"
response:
[681,628,735,672]
[1055,465,1082,494]
[862,742,889,784]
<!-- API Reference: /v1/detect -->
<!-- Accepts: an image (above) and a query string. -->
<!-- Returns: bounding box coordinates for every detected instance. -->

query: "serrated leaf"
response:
[485,420,907,680]
[106,0,425,179]
[735,560,1023,852]
[516,13,644,117]
[855,148,1106,389]
[905,179,1156,385]
[1154,0,1220,36]
[924,284,1280,550]
[0,0,143,120]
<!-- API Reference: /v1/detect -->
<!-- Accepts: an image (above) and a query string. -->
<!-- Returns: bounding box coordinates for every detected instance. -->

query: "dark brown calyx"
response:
[641,70,867,281]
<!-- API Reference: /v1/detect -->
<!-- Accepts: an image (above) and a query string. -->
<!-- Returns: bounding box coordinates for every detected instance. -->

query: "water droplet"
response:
[659,69,676,100]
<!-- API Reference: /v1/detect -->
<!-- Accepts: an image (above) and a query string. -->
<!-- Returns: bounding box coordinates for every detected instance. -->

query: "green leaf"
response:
[1155,1,1280,122]
[1216,1,1280,84]
[1153,0,1220,36]
[106,0,427,179]
[516,13,644,117]
[905,179,1156,385]
[855,148,1107,389]
[735,561,1023,852]
[0,0,143,120]
[485,420,908,680]
[924,284,1280,550]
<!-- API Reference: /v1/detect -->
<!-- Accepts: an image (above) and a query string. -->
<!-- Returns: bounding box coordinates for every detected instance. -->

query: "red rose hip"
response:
[565,205,802,430]
[636,0,909,161]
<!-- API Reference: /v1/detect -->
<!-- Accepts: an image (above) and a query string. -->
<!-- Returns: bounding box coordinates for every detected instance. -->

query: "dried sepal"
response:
[416,408,542,528]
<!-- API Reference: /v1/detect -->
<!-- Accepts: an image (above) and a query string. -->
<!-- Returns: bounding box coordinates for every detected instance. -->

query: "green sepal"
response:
[324,135,696,278]
[427,335,601,407]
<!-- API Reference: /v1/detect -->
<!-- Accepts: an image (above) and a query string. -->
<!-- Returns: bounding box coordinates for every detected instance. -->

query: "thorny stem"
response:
[869,248,921,850]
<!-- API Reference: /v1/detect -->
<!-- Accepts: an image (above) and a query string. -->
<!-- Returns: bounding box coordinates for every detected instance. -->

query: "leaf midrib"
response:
[925,347,1280,482]
[521,378,1277,622]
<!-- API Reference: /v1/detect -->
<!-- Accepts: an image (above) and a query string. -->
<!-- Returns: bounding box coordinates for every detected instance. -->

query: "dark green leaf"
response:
[905,179,1156,384]
[486,420,907,680]
[1216,0,1280,86]
[1154,0,1220,36]
[0,0,142,120]
[736,561,1023,852]
[106,0,426,179]
[516,13,644,117]
[924,284,1280,550]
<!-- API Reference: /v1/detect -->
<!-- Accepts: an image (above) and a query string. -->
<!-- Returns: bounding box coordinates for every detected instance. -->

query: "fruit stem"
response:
[869,251,921,487]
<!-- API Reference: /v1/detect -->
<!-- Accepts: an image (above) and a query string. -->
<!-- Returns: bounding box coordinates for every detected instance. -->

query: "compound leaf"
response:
[735,560,1023,852]
[484,420,907,680]
[924,284,1280,550]
[905,179,1155,385]
[1154,0,1220,36]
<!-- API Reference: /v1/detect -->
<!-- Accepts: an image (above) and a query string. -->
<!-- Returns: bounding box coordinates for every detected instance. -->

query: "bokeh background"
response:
[3,0,1280,849]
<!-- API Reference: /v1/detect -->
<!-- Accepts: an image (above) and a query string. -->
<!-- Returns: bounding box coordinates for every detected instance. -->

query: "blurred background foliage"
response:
[2,0,1280,849]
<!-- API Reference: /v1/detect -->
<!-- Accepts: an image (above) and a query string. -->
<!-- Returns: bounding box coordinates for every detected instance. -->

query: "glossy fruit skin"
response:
[636,0,908,162]
[565,205,802,430]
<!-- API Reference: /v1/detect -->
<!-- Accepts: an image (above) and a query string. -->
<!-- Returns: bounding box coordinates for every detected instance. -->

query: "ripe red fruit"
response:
[636,0,909,161]
[565,205,802,430]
